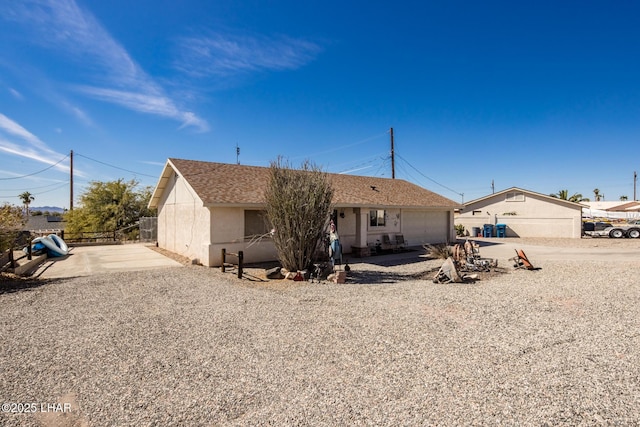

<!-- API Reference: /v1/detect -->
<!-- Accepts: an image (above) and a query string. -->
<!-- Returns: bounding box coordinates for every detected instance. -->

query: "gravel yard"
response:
[2,242,640,426]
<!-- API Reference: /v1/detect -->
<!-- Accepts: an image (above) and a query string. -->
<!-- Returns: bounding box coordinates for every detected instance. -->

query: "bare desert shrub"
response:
[423,243,452,260]
[264,158,334,272]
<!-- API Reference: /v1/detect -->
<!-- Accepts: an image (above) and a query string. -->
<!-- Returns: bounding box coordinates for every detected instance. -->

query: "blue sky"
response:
[2,0,640,209]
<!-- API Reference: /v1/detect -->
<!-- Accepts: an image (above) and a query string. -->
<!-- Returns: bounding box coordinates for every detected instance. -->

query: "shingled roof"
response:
[149,158,461,210]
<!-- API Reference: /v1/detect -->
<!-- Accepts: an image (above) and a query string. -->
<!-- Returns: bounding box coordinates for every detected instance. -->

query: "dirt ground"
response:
[478,236,640,248]
[147,235,640,290]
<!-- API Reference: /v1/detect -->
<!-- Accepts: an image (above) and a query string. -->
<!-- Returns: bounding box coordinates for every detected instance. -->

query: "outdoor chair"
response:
[381,234,399,252]
[510,249,535,270]
[395,234,407,250]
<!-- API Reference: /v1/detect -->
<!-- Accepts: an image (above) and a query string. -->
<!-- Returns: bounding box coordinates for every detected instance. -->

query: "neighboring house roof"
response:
[149,158,461,210]
[584,201,640,212]
[463,187,586,209]
[24,215,66,232]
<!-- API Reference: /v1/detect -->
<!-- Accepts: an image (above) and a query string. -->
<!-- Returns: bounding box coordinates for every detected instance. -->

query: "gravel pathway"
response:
[2,251,640,426]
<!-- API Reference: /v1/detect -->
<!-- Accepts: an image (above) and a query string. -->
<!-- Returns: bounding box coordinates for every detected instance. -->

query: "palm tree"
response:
[593,188,603,202]
[550,189,569,200]
[19,191,35,216]
[550,189,587,203]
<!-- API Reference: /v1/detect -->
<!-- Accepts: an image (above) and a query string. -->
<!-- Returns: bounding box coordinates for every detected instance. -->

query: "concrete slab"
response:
[35,244,183,279]
[467,239,640,263]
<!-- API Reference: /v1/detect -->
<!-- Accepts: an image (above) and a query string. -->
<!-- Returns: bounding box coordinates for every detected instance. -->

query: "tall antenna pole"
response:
[634,171,637,201]
[390,127,395,179]
[491,179,495,194]
[236,143,240,165]
[69,149,74,211]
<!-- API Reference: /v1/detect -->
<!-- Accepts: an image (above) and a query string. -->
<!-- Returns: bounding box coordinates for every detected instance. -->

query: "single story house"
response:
[24,215,66,235]
[455,187,585,238]
[148,158,462,266]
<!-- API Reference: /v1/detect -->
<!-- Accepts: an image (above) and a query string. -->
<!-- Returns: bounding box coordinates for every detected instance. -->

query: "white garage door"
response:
[402,210,450,244]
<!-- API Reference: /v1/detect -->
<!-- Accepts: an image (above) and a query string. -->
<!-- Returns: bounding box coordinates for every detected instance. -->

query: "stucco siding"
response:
[156,174,211,263]
[206,207,277,266]
[491,216,580,238]
[456,190,583,238]
[334,209,357,254]
[365,208,402,246]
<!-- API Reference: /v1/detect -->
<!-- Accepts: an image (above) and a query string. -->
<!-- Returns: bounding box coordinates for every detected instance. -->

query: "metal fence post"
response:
[221,248,226,272]
[237,251,243,279]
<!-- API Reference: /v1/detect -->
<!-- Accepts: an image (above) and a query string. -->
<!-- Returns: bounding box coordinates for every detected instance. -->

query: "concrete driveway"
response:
[35,244,183,279]
[469,238,640,263]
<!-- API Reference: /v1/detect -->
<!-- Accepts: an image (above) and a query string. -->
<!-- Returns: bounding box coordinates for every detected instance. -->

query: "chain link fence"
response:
[139,217,157,242]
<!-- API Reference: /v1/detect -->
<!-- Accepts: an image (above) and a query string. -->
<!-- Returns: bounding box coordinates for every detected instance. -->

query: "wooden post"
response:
[69,149,74,211]
[27,242,32,260]
[390,127,395,179]
[9,248,15,269]
[221,248,226,272]
[237,251,243,279]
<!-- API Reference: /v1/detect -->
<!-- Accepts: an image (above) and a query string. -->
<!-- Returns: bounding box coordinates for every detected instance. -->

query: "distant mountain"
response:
[30,206,65,214]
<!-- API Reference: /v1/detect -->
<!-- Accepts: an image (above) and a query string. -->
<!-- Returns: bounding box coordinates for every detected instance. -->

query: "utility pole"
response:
[69,149,74,211]
[236,143,240,165]
[634,171,637,201]
[390,127,395,179]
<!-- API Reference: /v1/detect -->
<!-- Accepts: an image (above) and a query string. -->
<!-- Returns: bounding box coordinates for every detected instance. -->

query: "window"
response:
[244,210,269,238]
[506,192,525,202]
[369,209,386,227]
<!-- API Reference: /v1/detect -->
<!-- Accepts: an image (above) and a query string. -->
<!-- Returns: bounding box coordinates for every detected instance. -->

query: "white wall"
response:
[364,208,402,245]
[334,208,357,253]
[456,191,583,238]
[158,185,458,265]
[157,173,211,263]
[206,207,278,267]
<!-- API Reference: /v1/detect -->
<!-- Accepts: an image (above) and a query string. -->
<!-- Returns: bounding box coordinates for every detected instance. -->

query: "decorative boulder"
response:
[266,267,284,280]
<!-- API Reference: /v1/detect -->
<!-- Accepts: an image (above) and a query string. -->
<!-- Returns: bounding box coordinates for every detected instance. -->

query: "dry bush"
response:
[423,243,452,260]
[0,203,26,252]
[264,158,334,272]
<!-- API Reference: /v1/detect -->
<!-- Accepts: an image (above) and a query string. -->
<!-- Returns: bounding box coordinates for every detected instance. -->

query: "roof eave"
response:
[148,160,175,209]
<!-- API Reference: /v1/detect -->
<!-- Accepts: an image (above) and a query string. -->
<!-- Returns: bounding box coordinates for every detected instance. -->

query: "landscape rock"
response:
[265,266,284,279]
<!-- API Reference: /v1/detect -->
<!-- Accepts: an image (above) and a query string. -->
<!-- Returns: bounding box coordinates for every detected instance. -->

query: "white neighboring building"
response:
[456,187,585,238]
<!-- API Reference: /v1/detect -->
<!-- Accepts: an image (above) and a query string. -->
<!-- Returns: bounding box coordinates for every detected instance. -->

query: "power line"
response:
[289,131,389,161]
[0,154,69,180]
[75,152,157,178]
[395,153,463,197]
[1,181,70,191]
[372,156,391,178]
[333,152,388,174]
[0,181,69,198]
[33,181,70,196]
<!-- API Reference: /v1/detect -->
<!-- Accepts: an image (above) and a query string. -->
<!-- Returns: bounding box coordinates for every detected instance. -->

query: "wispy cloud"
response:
[0,113,48,151]
[0,113,69,173]
[3,0,207,132]
[75,86,207,131]
[0,60,96,128]
[175,31,323,78]
[139,160,166,167]
[8,88,23,100]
